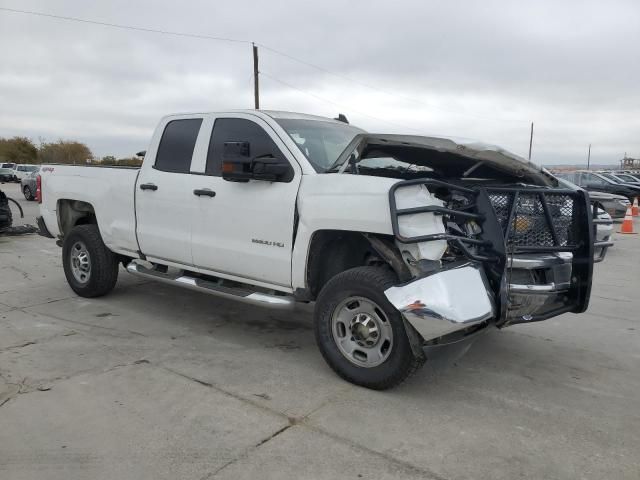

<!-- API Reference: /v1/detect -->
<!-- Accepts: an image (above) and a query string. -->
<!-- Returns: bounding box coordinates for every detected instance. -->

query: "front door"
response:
[190,115,301,288]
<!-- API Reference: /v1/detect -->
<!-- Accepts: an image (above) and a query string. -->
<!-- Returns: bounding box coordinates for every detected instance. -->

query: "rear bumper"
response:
[384,264,495,343]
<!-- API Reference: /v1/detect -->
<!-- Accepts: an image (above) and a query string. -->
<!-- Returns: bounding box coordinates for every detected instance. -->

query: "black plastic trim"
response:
[36,216,54,238]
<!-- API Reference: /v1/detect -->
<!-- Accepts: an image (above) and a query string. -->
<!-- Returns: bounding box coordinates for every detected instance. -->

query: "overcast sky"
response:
[1,0,639,165]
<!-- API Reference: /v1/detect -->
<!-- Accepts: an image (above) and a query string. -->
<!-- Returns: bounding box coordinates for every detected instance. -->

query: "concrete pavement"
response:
[0,182,638,479]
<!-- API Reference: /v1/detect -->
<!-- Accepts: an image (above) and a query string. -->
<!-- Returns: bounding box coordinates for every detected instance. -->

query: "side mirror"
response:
[221,141,291,182]
[251,155,291,182]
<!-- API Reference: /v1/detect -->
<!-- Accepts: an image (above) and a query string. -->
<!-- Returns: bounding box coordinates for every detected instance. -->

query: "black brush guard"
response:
[389,179,594,326]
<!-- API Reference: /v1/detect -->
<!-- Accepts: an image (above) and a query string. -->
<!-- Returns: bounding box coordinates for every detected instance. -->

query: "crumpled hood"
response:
[363,134,558,186]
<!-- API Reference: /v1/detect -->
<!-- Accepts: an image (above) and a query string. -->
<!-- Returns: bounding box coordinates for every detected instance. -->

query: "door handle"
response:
[193,188,216,197]
[139,183,158,191]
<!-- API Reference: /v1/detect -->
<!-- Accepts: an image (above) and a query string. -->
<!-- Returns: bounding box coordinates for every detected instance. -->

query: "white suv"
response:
[13,164,40,182]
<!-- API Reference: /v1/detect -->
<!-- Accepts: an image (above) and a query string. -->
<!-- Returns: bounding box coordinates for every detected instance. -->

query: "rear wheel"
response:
[23,185,34,201]
[62,224,119,297]
[314,266,424,390]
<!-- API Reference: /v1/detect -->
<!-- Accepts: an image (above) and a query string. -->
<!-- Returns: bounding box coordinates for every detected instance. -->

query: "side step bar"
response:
[126,260,295,310]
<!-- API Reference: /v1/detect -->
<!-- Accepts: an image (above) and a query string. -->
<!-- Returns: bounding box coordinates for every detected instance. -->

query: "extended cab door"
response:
[135,116,207,266]
[190,114,301,288]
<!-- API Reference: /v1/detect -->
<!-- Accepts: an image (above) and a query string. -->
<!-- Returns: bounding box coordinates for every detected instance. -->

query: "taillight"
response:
[36,174,42,203]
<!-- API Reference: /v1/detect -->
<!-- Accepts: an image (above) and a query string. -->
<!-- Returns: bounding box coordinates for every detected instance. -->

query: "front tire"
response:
[314,266,424,390]
[62,224,119,297]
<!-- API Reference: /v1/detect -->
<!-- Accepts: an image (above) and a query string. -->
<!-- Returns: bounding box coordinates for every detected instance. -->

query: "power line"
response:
[258,44,529,124]
[260,71,420,132]
[0,7,250,44]
[1,6,530,125]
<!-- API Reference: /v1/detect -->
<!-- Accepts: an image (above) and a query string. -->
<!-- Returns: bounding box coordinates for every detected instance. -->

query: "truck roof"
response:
[161,110,545,178]
[162,109,348,125]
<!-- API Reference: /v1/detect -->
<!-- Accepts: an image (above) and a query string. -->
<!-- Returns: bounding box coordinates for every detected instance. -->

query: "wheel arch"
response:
[303,229,410,300]
[57,199,98,237]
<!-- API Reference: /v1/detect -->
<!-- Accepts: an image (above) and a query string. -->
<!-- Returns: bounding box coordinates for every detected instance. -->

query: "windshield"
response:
[616,173,638,182]
[275,119,364,172]
[600,173,621,183]
[24,165,39,172]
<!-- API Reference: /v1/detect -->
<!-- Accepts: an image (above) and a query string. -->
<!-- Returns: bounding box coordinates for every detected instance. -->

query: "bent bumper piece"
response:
[384,264,495,343]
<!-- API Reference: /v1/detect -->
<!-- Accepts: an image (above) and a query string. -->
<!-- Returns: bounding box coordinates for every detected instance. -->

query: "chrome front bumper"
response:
[384,264,495,343]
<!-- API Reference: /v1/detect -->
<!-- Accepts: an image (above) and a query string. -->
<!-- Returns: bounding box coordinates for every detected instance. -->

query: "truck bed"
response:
[39,165,141,256]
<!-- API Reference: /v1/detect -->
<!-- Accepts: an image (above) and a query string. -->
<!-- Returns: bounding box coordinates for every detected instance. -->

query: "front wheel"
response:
[62,224,119,297]
[314,266,424,390]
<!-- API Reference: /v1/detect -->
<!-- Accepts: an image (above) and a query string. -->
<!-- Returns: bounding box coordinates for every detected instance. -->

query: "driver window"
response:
[206,118,291,180]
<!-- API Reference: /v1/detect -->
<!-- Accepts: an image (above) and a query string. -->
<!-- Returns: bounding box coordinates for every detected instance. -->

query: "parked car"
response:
[12,164,40,182]
[0,167,16,183]
[607,172,640,185]
[21,169,39,200]
[587,191,629,219]
[37,110,595,389]
[619,171,640,181]
[555,171,640,203]
[597,171,640,186]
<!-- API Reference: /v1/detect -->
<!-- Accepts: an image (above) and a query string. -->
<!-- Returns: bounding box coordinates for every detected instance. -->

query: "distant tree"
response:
[38,140,93,165]
[115,156,143,167]
[97,155,142,167]
[0,137,38,163]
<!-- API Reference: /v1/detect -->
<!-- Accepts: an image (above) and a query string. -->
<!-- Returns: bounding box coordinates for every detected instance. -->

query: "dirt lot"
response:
[1,181,639,479]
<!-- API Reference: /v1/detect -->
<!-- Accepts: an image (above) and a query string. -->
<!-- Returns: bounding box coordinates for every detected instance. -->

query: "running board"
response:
[126,260,295,310]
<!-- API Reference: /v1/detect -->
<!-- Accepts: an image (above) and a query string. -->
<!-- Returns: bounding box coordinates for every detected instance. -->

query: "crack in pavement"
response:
[22,309,148,338]
[202,424,294,480]
[0,340,37,352]
[0,358,152,409]
[0,329,82,354]
[159,365,446,480]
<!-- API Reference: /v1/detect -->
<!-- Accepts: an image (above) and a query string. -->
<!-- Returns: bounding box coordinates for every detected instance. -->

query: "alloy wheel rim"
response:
[331,296,393,368]
[70,241,91,284]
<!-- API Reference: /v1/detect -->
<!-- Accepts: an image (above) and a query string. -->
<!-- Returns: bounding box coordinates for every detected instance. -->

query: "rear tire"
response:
[23,186,34,201]
[62,224,119,297]
[314,266,424,390]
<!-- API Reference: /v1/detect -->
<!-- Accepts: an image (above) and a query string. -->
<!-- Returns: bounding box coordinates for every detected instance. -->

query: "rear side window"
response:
[205,118,290,178]
[155,119,203,173]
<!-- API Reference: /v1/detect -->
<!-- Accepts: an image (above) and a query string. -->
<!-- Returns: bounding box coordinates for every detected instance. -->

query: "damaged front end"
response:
[384,179,594,348]
[385,262,495,341]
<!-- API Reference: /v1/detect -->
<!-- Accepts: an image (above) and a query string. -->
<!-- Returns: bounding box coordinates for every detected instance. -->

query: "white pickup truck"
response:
[37,110,595,389]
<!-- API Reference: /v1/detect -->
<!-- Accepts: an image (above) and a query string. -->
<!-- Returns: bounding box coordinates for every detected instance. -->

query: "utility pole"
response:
[527,122,534,161]
[252,43,259,110]
[587,144,591,170]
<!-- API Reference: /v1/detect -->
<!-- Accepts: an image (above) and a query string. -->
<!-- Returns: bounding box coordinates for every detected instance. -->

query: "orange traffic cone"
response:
[632,197,639,217]
[618,205,637,234]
